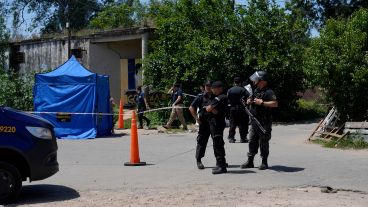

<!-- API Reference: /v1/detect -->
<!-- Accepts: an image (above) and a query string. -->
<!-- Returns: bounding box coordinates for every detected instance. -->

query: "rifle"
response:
[241,98,267,134]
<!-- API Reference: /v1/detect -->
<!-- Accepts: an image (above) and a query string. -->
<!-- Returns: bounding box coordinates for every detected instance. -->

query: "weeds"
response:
[311,133,368,149]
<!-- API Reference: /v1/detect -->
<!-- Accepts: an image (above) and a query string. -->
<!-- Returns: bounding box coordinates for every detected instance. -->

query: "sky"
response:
[4,0,285,37]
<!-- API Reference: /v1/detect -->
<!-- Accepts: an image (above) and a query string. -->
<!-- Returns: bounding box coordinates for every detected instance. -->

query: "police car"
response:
[0,106,59,204]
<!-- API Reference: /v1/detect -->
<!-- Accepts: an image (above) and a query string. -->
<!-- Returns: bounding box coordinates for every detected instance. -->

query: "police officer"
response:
[136,86,150,129]
[205,81,228,174]
[189,81,214,170]
[227,77,250,143]
[163,83,187,130]
[241,71,278,170]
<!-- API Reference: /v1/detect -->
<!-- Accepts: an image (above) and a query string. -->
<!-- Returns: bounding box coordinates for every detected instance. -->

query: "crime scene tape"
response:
[183,93,197,98]
[27,106,189,116]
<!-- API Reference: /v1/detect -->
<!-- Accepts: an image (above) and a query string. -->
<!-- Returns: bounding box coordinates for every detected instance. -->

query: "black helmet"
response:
[249,71,268,82]
[204,80,212,87]
[233,77,242,84]
[211,81,224,88]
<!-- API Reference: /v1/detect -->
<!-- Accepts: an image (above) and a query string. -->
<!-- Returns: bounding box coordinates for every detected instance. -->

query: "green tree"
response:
[0,15,9,71]
[90,0,146,29]
[10,0,101,34]
[144,0,308,121]
[304,8,368,121]
[287,0,368,29]
[1,6,33,110]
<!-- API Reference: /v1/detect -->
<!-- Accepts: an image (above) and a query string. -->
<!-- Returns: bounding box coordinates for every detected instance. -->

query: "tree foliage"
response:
[0,15,9,70]
[304,8,368,121]
[9,0,101,34]
[287,0,368,29]
[89,0,146,29]
[144,0,309,121]
[0,69,34,111]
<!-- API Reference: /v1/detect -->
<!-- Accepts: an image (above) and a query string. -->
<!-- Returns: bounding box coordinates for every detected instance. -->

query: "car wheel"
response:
[0,162,22,204]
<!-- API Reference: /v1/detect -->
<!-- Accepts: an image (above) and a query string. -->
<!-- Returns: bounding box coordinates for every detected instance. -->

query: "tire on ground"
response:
[0,161,22,204]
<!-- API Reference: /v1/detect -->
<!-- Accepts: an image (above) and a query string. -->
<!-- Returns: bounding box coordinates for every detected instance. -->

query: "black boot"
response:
[216,161,229,167]
[240,138,249,143]
[196,159,204,170]
[212,166,227,174]
[240,156,254,169]
[258,157,268,170]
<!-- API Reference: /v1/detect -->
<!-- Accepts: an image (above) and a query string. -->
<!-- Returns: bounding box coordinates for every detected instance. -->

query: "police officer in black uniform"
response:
[136,86,150,129]
[227,77,250,143]
[241,71,278,170]
[205,81,228,174]
[189,81,214,170]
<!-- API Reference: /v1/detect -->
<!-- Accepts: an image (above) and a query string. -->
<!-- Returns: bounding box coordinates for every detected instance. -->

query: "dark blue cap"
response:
[211,81,224,88]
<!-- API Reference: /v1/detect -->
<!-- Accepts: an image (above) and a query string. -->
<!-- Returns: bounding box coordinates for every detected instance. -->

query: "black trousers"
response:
[195,119,211,161]
[248,123,272,158]
[228,106,249,140]
[195,117,226,167]
[137,108,150,128]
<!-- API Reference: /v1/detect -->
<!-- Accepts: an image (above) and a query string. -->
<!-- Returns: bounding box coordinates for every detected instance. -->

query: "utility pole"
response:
[66,22,71,58]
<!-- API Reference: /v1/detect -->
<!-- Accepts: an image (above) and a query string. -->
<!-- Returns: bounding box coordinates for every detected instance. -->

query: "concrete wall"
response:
[11,34,144,102]
[18,39,89,73]
[88,39,141,102]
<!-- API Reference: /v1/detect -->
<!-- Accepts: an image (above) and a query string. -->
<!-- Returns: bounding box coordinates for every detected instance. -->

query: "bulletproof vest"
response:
[199,92,214,116]
[212,94,227,118]
[228,86,247,106]
[250,87,273,123]
[202,93,213,107]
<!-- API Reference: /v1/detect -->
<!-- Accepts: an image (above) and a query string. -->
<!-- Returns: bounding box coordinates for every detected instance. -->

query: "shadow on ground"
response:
[274,119,320,126]
[269,165,305,172]
[9,184,79,206]
[227,170,256,174]
[97,132,127,139]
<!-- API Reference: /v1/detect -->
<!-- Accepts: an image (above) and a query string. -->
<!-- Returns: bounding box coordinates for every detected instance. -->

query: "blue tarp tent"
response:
[33,56,113,139]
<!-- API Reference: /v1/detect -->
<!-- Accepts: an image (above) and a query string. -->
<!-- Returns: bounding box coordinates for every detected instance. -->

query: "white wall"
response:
[88,39,141,101]
[18,39,89,73]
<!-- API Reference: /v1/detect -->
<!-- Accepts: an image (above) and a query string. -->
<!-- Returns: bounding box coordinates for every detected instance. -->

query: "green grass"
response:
[124,118,132,129]
[311,134,368,149]
[164,128,188,133]
[295,99,328,120]
[146,110,169,126]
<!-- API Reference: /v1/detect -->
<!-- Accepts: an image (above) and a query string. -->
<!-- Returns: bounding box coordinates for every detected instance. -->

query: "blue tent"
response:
[33,56,113,139]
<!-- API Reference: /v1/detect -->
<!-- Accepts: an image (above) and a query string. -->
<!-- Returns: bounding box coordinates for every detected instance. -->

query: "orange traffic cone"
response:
[124,111,146,166]
[118,99,124,129]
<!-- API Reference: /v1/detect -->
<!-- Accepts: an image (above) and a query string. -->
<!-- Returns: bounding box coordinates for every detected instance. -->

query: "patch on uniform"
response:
[272,95,277,100]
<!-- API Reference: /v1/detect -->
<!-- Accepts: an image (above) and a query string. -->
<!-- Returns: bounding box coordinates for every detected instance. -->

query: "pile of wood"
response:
[344,122,368,141]
[308,107,349,140]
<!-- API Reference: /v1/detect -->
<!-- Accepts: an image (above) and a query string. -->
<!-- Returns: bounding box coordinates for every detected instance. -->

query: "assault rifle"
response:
[241,97,267,134]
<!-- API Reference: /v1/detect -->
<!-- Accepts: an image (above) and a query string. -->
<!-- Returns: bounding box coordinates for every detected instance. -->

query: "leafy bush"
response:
[295,99,328,120]
[0,69,35,111]
[146,110,170,126]
[304,8,368,121]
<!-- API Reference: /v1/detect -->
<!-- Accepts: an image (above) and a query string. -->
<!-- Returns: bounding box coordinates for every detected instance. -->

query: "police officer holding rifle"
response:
[241,71,278,170]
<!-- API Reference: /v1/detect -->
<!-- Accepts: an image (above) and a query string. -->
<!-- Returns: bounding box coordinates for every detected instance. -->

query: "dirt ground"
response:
[53,124,366,207]
[18,186,367,207]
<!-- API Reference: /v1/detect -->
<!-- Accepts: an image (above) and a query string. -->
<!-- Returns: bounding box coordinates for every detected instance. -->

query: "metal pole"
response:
[66,22,71,58]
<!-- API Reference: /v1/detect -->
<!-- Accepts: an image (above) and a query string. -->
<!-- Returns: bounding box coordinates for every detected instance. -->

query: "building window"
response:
[71,48,84,58]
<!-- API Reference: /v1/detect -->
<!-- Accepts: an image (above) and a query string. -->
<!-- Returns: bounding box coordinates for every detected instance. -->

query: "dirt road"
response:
[11,123,368,206]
